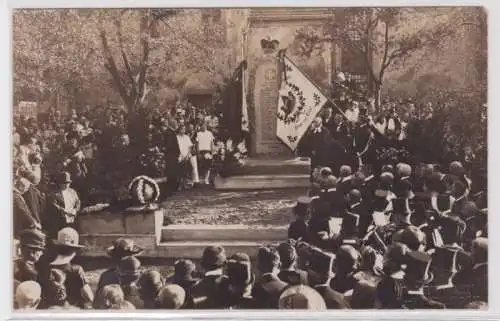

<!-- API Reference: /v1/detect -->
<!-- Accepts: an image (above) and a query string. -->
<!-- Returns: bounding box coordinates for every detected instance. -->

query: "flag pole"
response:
[277,50,349,122]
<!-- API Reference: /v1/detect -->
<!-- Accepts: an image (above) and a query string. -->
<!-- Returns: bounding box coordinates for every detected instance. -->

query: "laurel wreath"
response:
[128,175,160,204]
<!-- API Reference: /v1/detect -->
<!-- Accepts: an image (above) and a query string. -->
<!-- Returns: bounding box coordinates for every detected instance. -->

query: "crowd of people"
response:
[12,92,487,310]
[13,157,488,310]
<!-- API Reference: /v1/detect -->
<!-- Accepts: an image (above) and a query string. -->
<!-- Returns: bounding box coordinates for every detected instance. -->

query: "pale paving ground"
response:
[160,187,307,226]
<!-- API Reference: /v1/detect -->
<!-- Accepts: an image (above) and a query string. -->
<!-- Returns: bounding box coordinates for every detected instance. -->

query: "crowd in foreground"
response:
[13,157,487,310]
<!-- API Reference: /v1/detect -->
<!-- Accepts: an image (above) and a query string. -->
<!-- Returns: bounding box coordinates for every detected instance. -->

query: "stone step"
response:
[156,241,279,259]
[214,174,310,190]
[230,157,311,176]
[160,224,288,242]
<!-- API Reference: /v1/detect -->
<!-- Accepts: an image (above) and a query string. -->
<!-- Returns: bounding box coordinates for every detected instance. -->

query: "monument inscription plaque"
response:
[252,60,290,156]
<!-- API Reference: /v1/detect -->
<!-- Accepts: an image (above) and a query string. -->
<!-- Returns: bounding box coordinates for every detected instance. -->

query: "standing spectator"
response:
[13,175,41,238]
[195,122,215,185]
[176,124,198,187]
[163,118,181,196]
[46,172,81,238]
[252,246,288,309]
[287,197,311,243]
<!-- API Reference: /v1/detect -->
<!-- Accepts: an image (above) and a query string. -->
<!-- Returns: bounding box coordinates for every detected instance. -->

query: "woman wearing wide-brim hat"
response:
[43,227,93,309]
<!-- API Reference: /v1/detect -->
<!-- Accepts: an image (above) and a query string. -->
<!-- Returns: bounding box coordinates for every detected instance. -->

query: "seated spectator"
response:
[13,175,41,238]
[376,277,407,309]
[277,242,308,286]
[138,270,164,309]
[156,284,186,309]
[45,269,79,310]
[15,280,42,310]
[278,285,326,310]
[101,284,125,309]
[48,227,93,309]
[191,245,227,309]
[167,259,199,309]
[403,251,445,309]
[330,245,360,295]
[252,246,288,309]
[94,238,143,306]
[306,247,349,309]
[219,253,256,309]
[118,256,144,309]
[14,229,46,282]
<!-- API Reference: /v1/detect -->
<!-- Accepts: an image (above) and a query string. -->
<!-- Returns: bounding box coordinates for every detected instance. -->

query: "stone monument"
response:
[246,8,335,157]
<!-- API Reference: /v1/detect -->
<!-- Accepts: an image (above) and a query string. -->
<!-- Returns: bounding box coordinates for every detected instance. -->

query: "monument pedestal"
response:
[213,157,310,190]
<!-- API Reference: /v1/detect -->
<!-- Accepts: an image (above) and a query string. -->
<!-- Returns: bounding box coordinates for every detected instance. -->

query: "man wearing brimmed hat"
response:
[167,259,199,309]
[46,227,93,309]
[46,171,81,238]
[252,246,289,309]
[191,245,228,309]
[402,251,445,309]
[117,256,144,309]
[14,229,46,282]
[94,238,143,308]
[287,196,311,243]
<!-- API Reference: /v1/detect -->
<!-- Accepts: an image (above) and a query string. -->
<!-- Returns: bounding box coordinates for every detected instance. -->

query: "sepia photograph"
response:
[11,7,487,311]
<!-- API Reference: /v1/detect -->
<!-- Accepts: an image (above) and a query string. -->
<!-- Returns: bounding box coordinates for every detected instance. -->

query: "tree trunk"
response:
[374,82,382,111]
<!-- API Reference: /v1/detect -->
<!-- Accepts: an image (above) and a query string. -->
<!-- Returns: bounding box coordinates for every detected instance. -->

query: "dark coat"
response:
[13,191,40,238]
[191,274,228,309]
[313,284,350,309]
[278,269,309,286]
[287,219,309,243]
[163,127,180,164]
[403,293,446,309]
[301,127,332,168]
[23,185,45,226]
[251,274,288,309]
[93,268,121,309]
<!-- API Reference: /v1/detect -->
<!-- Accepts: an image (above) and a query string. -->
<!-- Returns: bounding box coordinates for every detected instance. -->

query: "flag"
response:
[276,55,329,151]
[241,62,249,132]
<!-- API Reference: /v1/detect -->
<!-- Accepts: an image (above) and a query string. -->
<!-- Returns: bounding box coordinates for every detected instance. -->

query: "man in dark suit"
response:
[287,197,311,243]
[453,237,487,302]
[307,247,350,309]
[301,117,332,177]
[191,246,228,309]
[252,246,289,309]
[403,251,446,309]
[163,117,181,196]
[277,242,308,286]
[46,172,81,238]
[13,176,41,239]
